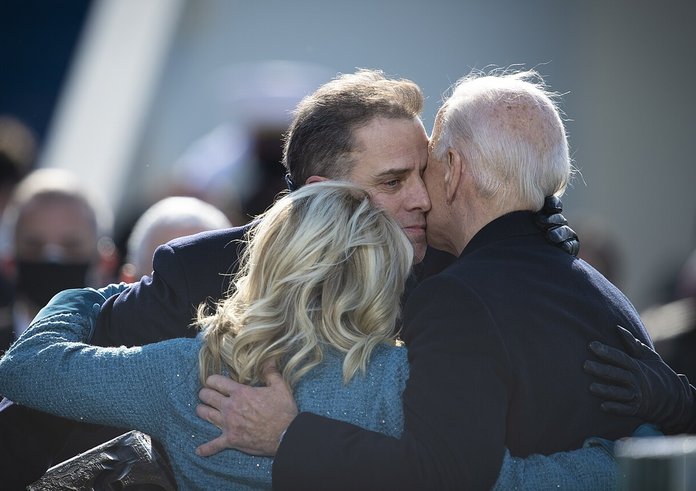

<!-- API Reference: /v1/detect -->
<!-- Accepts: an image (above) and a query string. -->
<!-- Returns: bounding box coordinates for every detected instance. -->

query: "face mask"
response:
[15,260,91,308]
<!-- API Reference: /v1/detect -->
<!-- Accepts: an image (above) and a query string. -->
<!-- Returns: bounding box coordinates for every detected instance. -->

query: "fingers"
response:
[196,403,223,429]
[600,401,638,417]
[260,361,292,393]
[263,369,286,389]
[205,374,240,395]
[544,196,563,213]
[616,325,657,360]
[588,341,635,370]
[198,386,227,410]
[196,435,229,457]
[616,325,643,357]
[589,382,636,402]
[261,360,280,379]
[584,359,632,384]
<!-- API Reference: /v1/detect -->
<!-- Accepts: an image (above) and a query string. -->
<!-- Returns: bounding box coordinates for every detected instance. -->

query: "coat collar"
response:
[460,211,539,259]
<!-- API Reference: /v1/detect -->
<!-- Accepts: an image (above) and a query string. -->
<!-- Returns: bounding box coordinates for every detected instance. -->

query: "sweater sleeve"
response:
[0,288,175,436]
[492,446,618,491]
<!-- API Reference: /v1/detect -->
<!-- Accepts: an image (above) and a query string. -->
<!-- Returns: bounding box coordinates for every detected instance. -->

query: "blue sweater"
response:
[0,288,618,490]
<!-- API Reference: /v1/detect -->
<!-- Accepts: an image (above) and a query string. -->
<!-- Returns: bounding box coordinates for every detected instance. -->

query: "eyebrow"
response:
[372,167,411,180]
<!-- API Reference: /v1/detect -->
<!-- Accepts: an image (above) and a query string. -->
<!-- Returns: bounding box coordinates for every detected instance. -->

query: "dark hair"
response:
[283,69,423,186]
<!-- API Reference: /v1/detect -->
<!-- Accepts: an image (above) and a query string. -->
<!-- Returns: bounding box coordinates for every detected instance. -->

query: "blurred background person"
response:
[571,215,625,289]
[120,195,232,282]
[0,193,230,484]
[0,167,117,354]
[0,167,121,468]
[0,115,36,221]
[0,194,231,486]
[641,246,696,383]
[0,115,37,352]
[165,60,334,225]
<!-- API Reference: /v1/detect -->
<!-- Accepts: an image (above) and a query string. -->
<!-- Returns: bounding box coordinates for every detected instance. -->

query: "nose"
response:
[409,176,431,212]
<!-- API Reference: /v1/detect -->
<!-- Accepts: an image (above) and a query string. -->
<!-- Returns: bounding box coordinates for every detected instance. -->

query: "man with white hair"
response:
[203,70,656,490]
[120,196,232,281]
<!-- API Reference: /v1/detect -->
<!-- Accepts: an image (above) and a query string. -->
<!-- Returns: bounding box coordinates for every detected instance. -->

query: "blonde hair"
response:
[198,181,413,387]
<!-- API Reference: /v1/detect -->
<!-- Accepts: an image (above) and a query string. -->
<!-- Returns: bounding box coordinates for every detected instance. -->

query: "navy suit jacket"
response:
[93,226,249,347]
[271,211,650,490]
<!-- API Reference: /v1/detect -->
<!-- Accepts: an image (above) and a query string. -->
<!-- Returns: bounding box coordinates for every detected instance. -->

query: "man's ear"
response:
[305,175,330,185]
[444,149,463,203]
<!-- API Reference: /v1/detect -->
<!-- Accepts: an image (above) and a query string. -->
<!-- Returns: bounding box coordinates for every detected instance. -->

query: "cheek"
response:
[425,169,444,204]
[423,167,435,193]
[412,242,427,264]
[370,194,401,220]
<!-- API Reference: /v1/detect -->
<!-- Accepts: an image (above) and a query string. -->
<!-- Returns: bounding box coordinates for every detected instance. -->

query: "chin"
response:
[425,234,446,255]
[412,244,427,264]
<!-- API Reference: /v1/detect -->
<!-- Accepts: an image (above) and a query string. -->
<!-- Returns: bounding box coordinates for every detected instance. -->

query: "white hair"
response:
[433,69,572,210]
[126,196,232,276]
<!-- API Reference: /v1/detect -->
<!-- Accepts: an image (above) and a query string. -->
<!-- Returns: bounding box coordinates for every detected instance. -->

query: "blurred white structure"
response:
[39,0,184,207]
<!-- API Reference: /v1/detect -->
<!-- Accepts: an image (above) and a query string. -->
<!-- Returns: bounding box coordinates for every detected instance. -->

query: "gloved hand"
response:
[534,196,580,256]
[584,324,696,434]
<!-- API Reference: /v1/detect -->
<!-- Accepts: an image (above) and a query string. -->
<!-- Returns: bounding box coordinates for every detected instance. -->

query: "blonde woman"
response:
[0,182,619,489]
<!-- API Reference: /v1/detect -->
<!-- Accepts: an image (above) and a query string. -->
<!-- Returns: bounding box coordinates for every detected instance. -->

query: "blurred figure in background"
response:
[0,116,35,221]
[169,60,333,223]
[0,116,36,353]
[572,215,624,289]
[120,196,232,282]
[641,247,696,382]
[0,195,231,487]
[0,168,117,353]
[571,213,696,384]
[0,167,122,469]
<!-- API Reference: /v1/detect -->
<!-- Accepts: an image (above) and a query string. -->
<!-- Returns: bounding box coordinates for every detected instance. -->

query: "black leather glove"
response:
[584,324,696,434]
[534,196,580,256]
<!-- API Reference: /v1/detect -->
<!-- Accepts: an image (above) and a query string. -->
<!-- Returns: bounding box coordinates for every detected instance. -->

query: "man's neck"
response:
[454,197,526,255]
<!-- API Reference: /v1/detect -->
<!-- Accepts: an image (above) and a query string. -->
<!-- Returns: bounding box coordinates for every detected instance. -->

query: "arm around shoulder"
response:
[93,230,240,347]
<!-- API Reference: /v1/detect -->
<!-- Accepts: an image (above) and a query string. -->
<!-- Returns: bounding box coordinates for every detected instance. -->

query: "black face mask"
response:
[15,260,91,308]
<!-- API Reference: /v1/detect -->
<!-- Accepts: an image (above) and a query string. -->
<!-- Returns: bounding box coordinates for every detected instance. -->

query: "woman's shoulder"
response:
[369,343,408,369]
[297,343,407,398]
[365,343,409,389]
